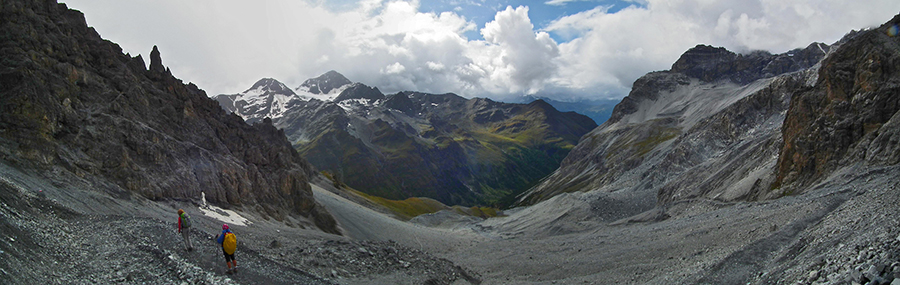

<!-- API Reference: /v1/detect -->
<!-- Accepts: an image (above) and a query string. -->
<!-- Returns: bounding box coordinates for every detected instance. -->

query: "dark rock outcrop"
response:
[149,45,165,74]
[382,92,417,115]
[333,83,385,102]
[0,0,337,233]
[672,43,827,85]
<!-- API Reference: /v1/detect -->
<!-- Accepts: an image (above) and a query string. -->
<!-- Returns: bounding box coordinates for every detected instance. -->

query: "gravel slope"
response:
[319,163,900,284]
[0,162,479,285]
[3,160,898,284]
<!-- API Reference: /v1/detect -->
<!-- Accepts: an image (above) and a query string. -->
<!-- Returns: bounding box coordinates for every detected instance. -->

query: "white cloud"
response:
[382,62,407,74]
[544,0,577,6]
[426,61,446,71]
[473,6,560,94]
[63,0,900,101]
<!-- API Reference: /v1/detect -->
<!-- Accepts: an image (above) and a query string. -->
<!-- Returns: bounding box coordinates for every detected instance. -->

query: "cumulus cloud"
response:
[64,0,900,101]
[381,62,407,74]
[472,6,560,94]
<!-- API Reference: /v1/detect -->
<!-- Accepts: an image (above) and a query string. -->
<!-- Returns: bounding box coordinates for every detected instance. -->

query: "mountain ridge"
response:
[519,16,900,214]
[518,38,833,207]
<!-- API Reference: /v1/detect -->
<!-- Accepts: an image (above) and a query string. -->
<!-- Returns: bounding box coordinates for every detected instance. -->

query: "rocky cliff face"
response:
[519,41,829,208]
[218,74,597,206]
[775,15,900,192]
[0,0,337,233]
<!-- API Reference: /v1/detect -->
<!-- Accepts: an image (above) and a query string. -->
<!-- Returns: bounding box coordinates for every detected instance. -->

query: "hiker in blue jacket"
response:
[216,224,238,273]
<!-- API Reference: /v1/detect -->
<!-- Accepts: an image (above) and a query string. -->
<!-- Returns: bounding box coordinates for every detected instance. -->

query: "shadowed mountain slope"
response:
[0,0,336,233]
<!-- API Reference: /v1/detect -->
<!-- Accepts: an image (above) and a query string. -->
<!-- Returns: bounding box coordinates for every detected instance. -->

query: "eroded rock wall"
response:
[0,0,337,233]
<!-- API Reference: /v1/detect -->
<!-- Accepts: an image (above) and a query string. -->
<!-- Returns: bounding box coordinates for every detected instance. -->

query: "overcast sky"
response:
[62,0,900,102]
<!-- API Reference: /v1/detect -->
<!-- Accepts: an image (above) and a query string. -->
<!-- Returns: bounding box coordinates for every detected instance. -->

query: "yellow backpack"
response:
[223,232,237,254]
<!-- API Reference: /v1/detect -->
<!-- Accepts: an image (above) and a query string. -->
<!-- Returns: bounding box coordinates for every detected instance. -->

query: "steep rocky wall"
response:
[775,15,900,193]
[0,0,337,233]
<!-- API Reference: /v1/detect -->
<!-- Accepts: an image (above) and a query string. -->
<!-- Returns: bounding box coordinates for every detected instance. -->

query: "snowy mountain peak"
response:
[246,78,295,96]
[214,78,305,124]
[297,70,352,95]
[295,71,354,102]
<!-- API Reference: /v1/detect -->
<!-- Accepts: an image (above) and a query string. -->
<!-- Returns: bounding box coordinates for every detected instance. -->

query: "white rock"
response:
[808,270,820,280]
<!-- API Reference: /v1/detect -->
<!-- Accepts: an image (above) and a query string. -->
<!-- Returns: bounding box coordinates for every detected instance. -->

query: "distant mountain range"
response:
[514,96,619,125]
[215,72,597,206]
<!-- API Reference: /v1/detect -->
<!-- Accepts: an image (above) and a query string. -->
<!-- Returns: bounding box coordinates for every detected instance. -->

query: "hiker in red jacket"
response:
[177,209,193,251]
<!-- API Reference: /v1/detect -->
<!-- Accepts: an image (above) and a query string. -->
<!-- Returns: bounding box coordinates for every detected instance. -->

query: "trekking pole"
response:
[213,234,219,272]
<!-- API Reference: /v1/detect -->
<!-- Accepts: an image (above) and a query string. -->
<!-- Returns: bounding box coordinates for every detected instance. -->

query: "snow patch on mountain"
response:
[296,84,351,102]
[337,98,372,111]
[199,204,252,226]
[238,84,304,120]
